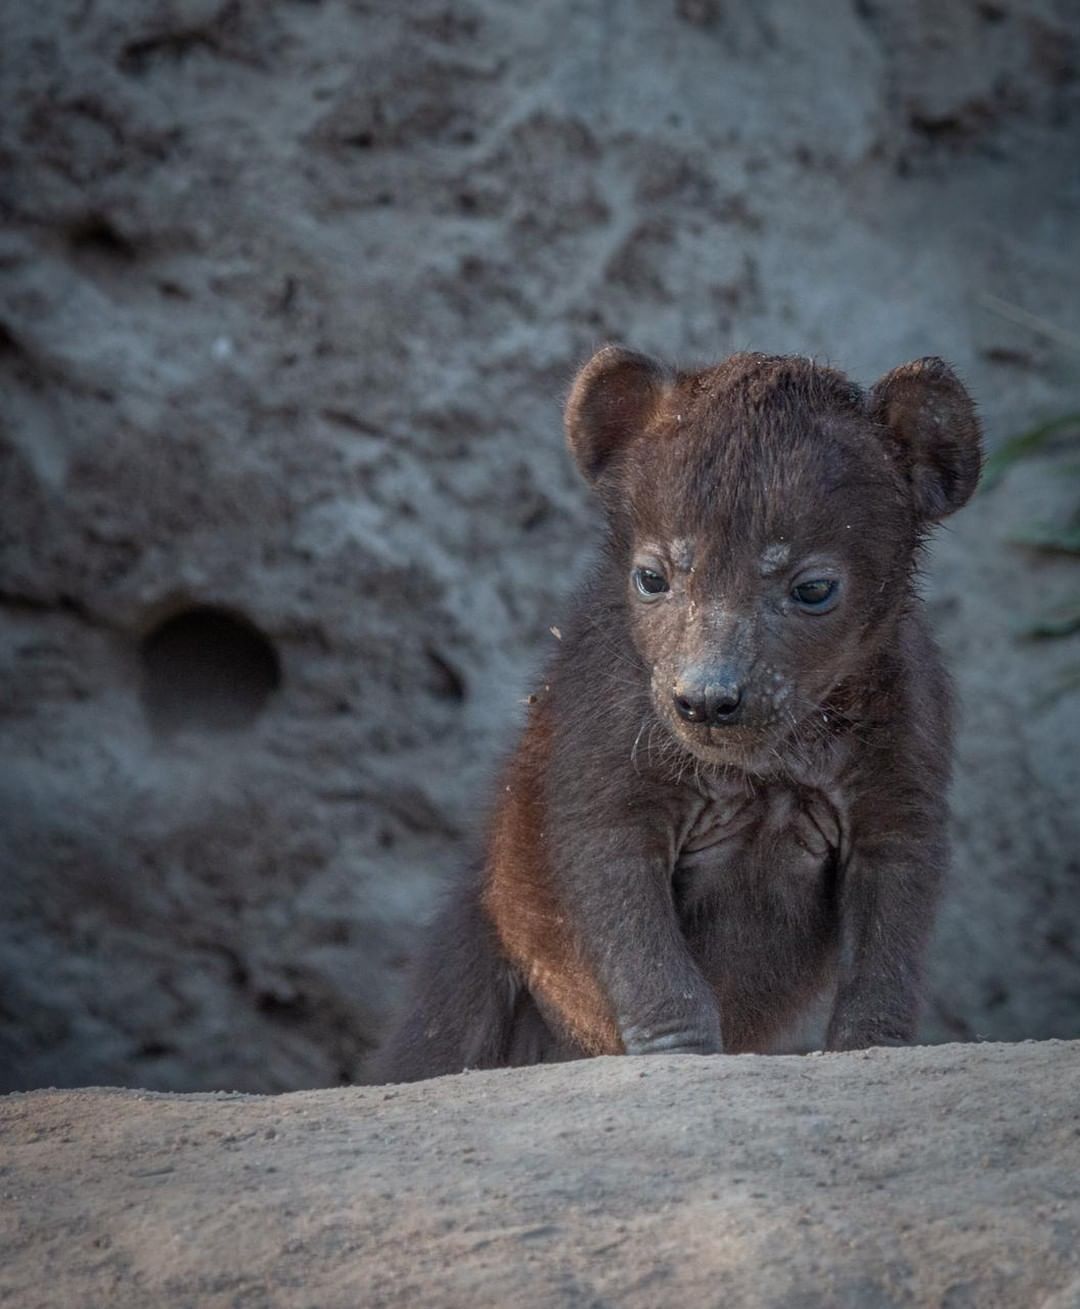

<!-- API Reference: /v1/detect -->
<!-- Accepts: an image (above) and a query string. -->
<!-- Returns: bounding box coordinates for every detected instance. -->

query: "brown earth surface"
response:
[3,1041,1080,1308]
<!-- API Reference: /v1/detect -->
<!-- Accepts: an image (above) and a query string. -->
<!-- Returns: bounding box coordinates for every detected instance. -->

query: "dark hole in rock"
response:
[137,1040,175,1059]
[256,991,306,1018]
[140,606,281,733]
[425,647,466,701]
[118,29,218,75]
[66,214,137,263]
[0,321,20,355]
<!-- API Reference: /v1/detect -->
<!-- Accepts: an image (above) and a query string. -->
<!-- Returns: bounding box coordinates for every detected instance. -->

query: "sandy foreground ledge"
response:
[2,1043,1078,1309]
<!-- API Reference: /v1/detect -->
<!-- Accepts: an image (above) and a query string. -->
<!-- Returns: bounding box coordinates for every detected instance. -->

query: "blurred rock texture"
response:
[1,0,1079,1091]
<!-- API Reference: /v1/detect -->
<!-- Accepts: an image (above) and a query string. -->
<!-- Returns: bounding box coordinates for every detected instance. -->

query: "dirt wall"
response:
[1,0,1079,1091]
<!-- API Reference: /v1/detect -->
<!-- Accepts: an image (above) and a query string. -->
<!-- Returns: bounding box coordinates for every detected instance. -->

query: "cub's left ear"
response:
[869,357,983,521]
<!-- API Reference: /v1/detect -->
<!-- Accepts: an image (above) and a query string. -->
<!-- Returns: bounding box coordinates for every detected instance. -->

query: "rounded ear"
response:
[564,345,670,485]
[869,357,983,521]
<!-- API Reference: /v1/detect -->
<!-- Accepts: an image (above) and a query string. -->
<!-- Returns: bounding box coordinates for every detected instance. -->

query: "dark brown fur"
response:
[370,348,982,1082]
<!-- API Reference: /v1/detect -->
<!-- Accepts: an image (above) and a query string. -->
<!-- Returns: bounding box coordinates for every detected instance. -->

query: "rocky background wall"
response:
[1,0,1079,1093]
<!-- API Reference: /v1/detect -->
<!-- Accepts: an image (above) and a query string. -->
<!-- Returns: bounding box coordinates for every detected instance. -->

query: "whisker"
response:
[630,714,649,775]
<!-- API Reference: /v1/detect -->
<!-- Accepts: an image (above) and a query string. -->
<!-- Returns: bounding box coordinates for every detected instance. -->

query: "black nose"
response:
[673,680,743,727]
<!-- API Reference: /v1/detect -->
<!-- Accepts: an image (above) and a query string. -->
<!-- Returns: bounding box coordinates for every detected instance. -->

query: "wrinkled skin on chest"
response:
[677,772,845,877]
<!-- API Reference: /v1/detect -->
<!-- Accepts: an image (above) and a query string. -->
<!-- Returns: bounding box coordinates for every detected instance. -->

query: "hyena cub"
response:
[372,348,981,1082]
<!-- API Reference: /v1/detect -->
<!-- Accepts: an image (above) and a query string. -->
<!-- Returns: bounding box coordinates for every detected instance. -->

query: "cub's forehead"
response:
[757,541,792,575]
[636,533,800,573]
[629,436,894,568]
[634,424,875,526]
[623,355,898,550]
[667,537,694,571]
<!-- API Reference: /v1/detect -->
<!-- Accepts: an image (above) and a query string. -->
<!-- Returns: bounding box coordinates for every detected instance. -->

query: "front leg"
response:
[826,832,946,1052]
[487,757,721,1057]
[579,846,723,1056]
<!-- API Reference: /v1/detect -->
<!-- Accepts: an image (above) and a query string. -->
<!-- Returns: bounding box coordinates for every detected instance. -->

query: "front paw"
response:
[825,1012,914,1052]
[622,1015,723,1057]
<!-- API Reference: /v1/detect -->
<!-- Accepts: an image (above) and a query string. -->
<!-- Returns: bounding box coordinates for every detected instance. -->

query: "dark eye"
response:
[632,566,669,598]
[791,579,837,609]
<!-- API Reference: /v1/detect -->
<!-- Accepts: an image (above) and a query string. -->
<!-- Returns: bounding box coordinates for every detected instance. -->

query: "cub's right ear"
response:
[564,346,670,485]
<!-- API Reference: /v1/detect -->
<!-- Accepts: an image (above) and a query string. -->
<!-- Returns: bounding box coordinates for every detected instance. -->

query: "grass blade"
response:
[981,414,1080,491]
